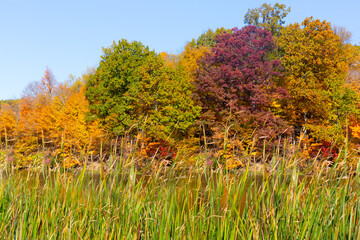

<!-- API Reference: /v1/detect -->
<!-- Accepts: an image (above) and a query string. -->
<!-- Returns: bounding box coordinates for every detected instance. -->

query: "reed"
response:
[0,149,359,239]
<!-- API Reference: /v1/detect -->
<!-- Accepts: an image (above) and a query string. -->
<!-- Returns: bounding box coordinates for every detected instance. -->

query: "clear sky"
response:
[1,0,359,100]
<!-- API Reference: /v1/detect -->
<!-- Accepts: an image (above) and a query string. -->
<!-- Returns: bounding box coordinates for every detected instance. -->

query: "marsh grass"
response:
[0,151,359,239]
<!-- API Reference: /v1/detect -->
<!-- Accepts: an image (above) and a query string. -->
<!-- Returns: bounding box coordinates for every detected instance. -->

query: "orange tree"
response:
[16,69,59,160]
[0,102,18,149]
[278,17,359,143]
[55,83,103,166]
[14,68,104,167]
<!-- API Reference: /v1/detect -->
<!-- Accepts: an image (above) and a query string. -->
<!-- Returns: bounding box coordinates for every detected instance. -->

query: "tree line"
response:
[1,3,360,169]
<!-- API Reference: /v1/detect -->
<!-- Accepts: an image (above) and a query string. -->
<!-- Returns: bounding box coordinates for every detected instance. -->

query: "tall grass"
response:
[0,151,359,239]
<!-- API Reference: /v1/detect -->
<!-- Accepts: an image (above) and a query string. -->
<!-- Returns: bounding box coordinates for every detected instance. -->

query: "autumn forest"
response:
[2,3,360,238]
[1,4,359,172]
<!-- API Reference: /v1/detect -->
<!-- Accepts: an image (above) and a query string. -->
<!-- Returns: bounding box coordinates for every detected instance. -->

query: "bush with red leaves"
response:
[309,141,338,161]
[144,140,176,162]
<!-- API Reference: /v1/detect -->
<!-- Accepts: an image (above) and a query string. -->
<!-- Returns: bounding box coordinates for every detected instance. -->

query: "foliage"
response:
[244,3,290,37]
[159,52,180,68]
[180,28,232,83]
[179,44,210,81]
[188,27,232,48]
[86,40,200,140]
[40,67,57,97]
[4,7,360,168]
[0,103,18,149]
[11,68,104,167]
[306,140,339,161]
[138,134,176,166]
[56,85,103,166]
[195,26,291,147]
[278,17,359,142]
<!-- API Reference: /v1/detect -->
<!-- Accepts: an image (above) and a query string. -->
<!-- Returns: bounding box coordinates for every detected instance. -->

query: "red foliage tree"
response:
[196,26,290,146]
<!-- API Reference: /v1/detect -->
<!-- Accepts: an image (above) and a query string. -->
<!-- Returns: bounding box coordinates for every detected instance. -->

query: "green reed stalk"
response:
[0,147,359,239]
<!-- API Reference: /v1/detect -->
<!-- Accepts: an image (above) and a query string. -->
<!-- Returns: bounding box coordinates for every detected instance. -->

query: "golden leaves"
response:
[179,44,210,79]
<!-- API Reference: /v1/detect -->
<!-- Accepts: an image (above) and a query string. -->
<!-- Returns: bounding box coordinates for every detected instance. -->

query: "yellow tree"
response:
[278,17,359,142]
[159,52,180,68]
[0,103,18,149]
[179,44,210,79]
[35,68,59,153]
[16,83,42,155]
[14,67,104,168]
[57,85,103,167]
[16,68,59,159]
[179,28,231,80]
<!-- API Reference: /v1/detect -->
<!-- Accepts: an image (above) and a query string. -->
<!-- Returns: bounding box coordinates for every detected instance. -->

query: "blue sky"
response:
[1,0,359,100]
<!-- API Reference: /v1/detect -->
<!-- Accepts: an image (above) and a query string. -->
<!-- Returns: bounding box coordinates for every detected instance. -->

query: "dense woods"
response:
[1,3,360,171]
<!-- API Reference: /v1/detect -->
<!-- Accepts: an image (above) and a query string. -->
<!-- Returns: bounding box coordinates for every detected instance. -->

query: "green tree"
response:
[188,27,231,48]
[142,65,201,140]
[86,39,200,139]
[244,3,290,37]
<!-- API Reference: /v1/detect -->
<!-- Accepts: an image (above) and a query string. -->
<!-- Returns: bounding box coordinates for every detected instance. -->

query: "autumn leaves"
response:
[85,40,200,141]
[1,3,360,168]
[1,68,103,168]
